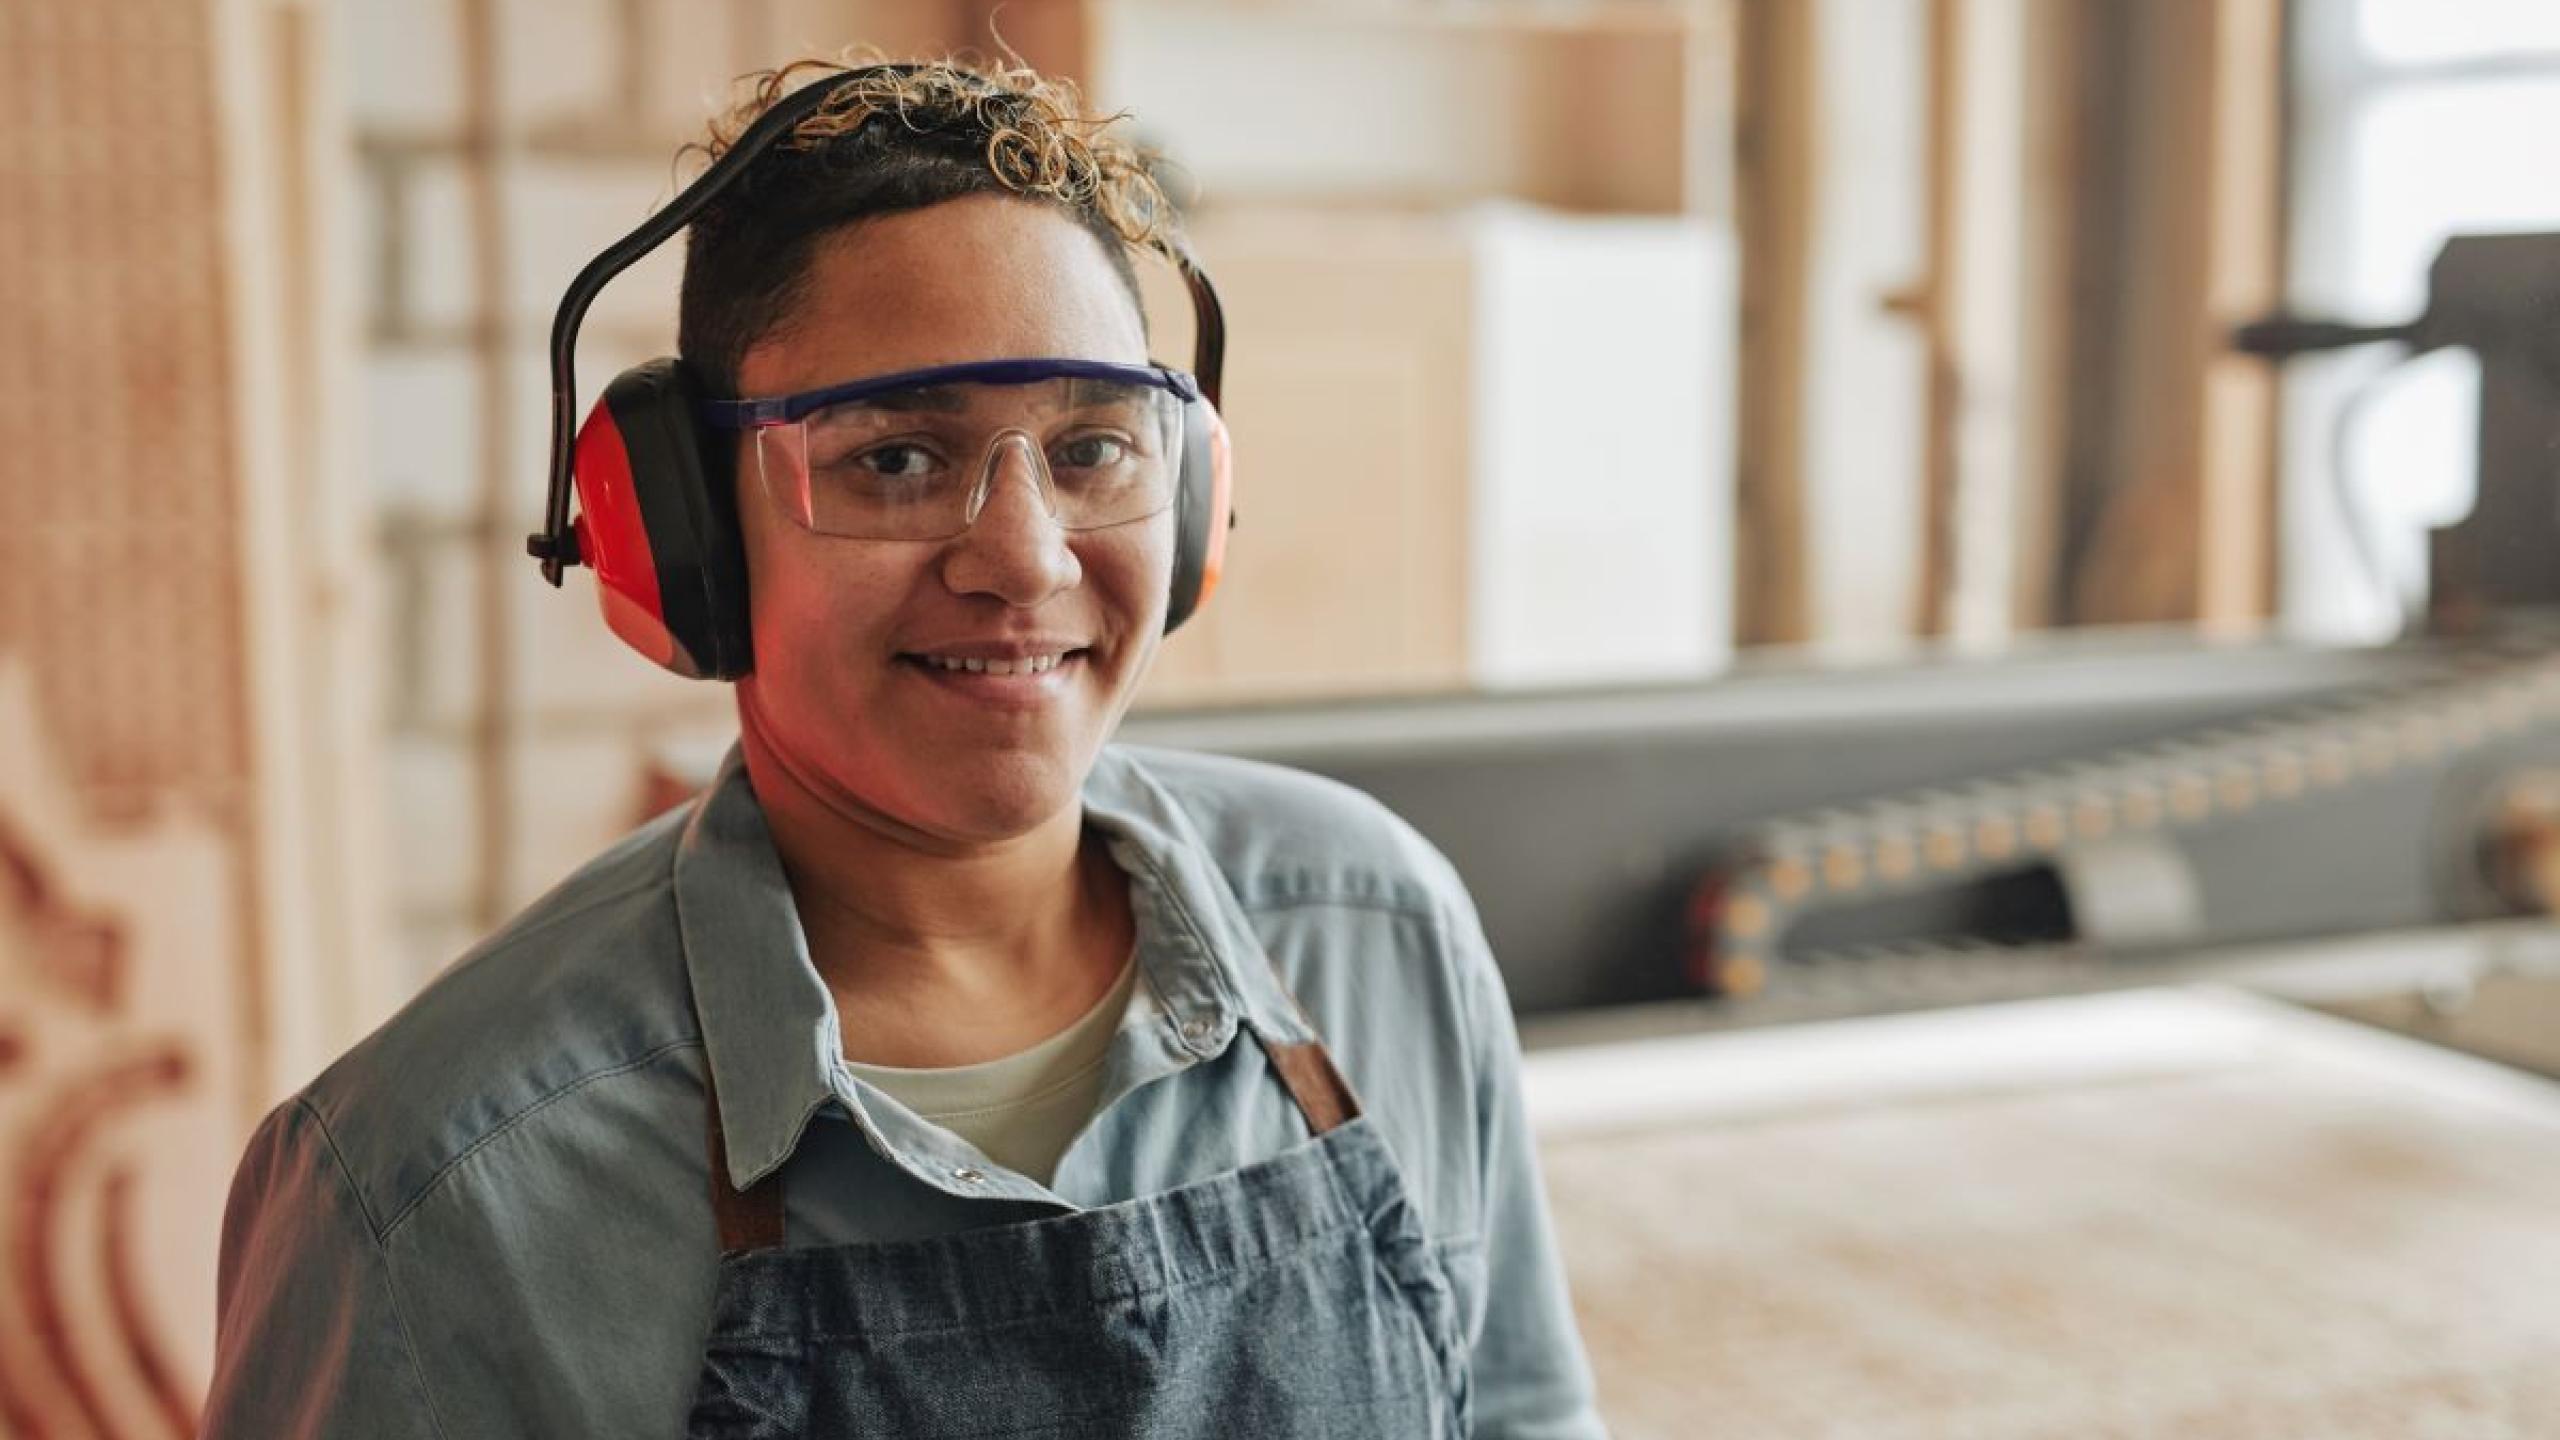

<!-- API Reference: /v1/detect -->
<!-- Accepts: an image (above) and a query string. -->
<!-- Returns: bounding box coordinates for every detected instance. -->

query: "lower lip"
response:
[898,652,1087,709]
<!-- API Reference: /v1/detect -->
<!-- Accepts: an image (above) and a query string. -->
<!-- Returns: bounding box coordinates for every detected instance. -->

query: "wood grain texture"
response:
[1732,0,1813,647]
[1540,1000,2560,1437]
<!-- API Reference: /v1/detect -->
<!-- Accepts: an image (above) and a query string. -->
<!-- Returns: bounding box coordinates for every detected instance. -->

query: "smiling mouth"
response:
[915,652,1069,676]
[897,647,1091,678]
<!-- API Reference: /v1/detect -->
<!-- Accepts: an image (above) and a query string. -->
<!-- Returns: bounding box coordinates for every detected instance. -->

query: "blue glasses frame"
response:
[698,357,1203,430]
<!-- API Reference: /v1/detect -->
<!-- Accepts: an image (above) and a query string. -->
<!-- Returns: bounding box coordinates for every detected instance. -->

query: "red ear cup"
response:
[1165,394,1233,634]
[1195,402,1233,614]
[571,390,681,672]
[570,359,753,679]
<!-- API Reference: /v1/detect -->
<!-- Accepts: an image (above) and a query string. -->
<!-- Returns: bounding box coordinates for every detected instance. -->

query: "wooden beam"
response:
[1732,0,1813,647]
[2010,0,2084,632]
[1910,0,1961,637]
[2198,0,2285,630]
[457,0,518,930]
[2067,0,2285,629]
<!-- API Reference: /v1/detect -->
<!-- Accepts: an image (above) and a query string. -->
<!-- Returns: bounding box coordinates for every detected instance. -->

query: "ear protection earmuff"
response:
[527,64,1234,681]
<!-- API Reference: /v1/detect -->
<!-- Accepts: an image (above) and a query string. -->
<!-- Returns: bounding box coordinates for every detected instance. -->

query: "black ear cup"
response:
[1166,398,1212,634]
[1164,394,1234,636]
[584,359,754,679]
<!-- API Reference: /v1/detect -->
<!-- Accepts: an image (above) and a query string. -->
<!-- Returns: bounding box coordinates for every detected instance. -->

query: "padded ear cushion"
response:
[1164,395,1233,634]
[570,358,754,679]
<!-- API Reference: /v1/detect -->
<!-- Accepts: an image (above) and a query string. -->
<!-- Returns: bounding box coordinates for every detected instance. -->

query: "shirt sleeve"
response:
[1448,894,1613,1439]
[202,1097,450,1440]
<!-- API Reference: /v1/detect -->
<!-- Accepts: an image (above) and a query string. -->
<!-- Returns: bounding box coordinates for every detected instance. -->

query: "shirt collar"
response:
[673,746,842,1190]
[674,742,1315,1192]
[1079,746,1317,1052]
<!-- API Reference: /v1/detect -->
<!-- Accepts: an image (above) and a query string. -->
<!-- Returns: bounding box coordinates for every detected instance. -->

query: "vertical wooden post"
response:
[2067,0,2284,629]
[1909,0,2077,645]
[1911,0,1961,637]
[1733,0,1813,647]
[2010,0,2083,632]
[2198,0,2285,630]
[458,0,517,930]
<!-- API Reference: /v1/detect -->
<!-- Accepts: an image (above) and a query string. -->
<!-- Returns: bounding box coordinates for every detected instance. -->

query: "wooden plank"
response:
[458,0,518,932]
[1914,0,2079,643]
[2009,0,2083,631]
[1732,0,1812,647]
[2199,0,2285,630]
[2067,0,2284,630]
[1910,0,1960,637]
[1530,988,2560,1437]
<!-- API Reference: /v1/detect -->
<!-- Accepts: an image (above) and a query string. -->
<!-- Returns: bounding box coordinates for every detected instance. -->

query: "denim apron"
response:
[684,1005,1472,1438]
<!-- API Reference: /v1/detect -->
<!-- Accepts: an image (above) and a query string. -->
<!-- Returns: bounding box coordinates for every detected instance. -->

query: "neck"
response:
[735,690,1133,1067]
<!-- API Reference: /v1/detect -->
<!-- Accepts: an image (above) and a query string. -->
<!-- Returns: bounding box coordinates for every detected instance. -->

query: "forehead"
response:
[743,193,1148,395]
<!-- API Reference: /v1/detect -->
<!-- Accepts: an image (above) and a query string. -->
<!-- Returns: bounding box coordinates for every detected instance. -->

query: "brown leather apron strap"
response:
[1258,1035,1364,1136]
[704,1069,787,1256]
[1252,951,1367,1137]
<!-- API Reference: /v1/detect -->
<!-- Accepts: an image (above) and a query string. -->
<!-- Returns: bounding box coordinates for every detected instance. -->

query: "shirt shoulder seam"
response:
[1239,892,1443,923]
[294,1094,386,1239]
[291,1097,458,1440]
[374,1037,704,1239]
[471,867,672,961]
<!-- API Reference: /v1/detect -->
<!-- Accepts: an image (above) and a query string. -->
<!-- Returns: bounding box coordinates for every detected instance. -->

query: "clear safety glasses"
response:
[700,357,1199,542]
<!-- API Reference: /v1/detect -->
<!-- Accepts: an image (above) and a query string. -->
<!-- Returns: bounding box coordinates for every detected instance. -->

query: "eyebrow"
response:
[828,379,1154,420]
[831,384,972,415]
[1062,377,1151,408]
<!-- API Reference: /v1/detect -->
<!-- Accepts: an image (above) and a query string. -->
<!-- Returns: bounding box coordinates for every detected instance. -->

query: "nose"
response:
[940,433,1082,604]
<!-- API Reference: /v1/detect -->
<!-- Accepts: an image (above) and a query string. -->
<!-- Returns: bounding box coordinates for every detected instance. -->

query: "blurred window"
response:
[2285,1,2560,637]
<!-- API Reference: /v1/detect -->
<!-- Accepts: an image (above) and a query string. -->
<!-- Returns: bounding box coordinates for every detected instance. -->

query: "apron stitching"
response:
[1321,1124,1464,1412]
[787,1222,1368,1344]
[1360,1219,1462,1410]
[714,1193,1360,1342]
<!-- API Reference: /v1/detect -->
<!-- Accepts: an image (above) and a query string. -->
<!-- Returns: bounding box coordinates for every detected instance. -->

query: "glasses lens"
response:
[754,376,1184,540]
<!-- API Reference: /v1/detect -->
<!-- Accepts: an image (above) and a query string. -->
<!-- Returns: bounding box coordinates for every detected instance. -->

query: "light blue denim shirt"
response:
[204,742,1607,1438]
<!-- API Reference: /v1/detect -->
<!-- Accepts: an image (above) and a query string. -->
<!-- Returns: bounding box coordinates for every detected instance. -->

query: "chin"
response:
[908,745,1093,843]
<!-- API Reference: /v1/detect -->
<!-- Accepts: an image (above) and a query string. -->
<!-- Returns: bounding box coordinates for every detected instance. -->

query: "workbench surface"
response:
[1523,988,2560,1438]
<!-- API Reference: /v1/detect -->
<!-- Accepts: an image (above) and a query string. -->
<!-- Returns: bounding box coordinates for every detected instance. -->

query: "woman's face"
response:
[730,194,1172,849]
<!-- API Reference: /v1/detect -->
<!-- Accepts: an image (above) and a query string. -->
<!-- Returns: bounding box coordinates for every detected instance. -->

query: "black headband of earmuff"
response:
[527,63,1228,586]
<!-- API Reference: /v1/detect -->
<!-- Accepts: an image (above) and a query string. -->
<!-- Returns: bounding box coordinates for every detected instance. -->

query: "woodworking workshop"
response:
[3,2,2557,1436]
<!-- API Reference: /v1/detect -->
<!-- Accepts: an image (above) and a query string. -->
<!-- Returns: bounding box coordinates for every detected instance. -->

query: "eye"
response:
[856,442,940,480]
[1051,434,1130,470]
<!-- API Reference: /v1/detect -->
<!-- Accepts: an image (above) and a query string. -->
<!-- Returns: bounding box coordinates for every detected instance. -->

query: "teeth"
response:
[923,652,1068,676]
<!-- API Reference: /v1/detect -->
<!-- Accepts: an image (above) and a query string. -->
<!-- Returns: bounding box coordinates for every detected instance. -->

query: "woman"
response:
[205,56,1605,1438]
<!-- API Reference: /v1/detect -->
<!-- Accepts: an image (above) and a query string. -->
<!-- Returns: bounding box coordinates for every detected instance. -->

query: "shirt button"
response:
[1179,1019,1211,1044]
[952,1166,986,1184]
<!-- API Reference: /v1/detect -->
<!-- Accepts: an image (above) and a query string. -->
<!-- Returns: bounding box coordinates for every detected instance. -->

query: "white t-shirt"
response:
[839,950,1141,1187]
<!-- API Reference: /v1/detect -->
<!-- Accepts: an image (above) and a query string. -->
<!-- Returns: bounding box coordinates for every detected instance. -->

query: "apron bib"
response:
[685,1016,1470,1438]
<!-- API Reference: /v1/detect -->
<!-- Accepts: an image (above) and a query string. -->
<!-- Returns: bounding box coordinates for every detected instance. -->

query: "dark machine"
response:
[1126,233,2560,1054]
[2235,232,2560,630]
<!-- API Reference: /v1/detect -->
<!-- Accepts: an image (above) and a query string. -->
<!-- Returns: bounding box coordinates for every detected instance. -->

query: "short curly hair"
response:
[676,54,1179,396]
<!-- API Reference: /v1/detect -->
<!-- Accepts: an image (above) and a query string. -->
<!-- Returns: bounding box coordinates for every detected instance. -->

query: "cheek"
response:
[738,502,908,667]
[1085,519,1176,632]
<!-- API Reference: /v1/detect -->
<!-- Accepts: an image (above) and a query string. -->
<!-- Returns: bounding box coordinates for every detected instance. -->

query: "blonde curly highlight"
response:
[693,51,1181,266]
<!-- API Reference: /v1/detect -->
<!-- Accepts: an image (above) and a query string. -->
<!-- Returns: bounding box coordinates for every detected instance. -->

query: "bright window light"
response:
[2359,0,2560,65]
